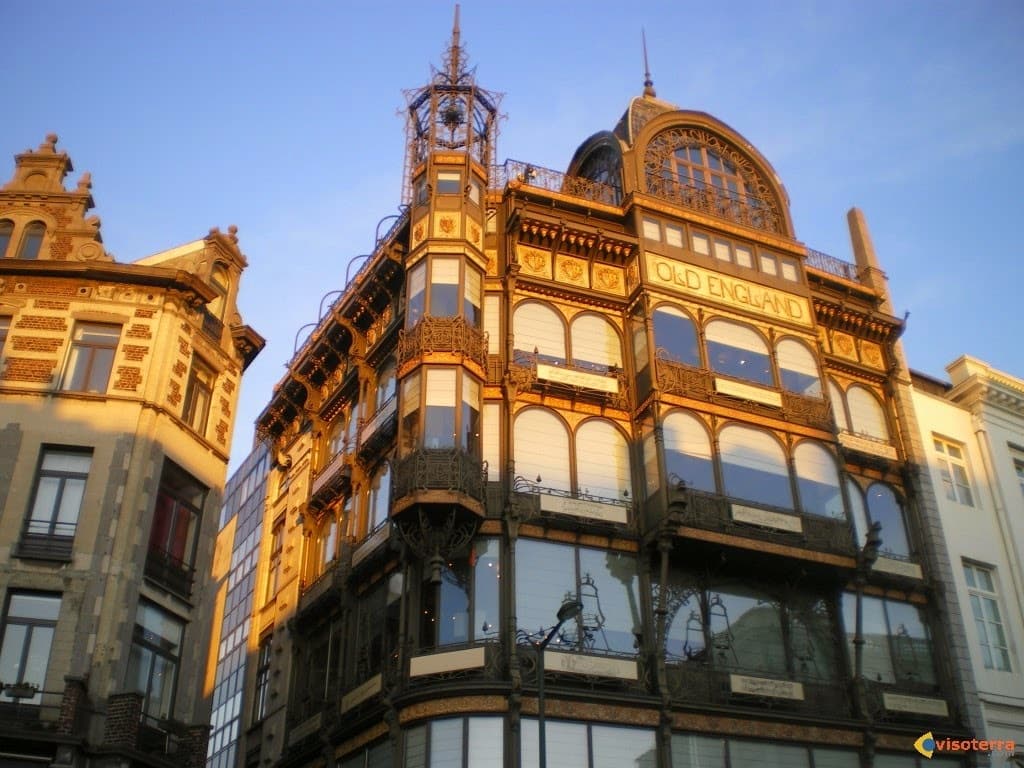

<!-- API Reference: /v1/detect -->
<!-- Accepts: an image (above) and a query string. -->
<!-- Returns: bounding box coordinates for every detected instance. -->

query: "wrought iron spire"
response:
[642,28,657,97]
[449,4,462,83]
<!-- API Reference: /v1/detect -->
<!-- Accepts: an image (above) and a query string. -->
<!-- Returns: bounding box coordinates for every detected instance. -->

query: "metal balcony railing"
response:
[806,248,861,283]
[392,448,487,508]
[490,159,621,207]
[397,316,487,371]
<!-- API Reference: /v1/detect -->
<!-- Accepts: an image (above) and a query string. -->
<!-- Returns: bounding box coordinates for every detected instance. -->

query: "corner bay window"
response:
[400,368,481,455]
[126,600,185,720]
[841,594,937,687]
[420,539,500,649]
[516,539,639,656]
[406,257,482,328]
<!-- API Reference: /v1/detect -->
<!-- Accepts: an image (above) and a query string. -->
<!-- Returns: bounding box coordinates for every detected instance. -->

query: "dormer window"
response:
[209,264,229,321]
[18,221,45,260]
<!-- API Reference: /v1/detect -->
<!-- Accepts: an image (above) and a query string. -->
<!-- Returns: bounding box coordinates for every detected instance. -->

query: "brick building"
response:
[0,135,263,768]
[246,15,980,768]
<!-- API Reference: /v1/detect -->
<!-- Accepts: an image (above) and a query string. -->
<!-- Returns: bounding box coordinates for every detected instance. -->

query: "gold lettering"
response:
[656,261,673,283]
[786,298,803,320]
[686,269,701,290]
[734,283,750,304]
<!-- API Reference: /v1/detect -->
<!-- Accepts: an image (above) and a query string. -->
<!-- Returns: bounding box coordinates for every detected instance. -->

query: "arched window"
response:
[847,385,889,440]
[777,338,821,397]
[653,306,700,367]
[663,411,716,493]
[828,380,849,432]
[719,425,792,510]
[575,419,631,500]
[513,302,565,365]
[706,320,772,386]
[0,220,12,258]
[570,314,622,371]
[368,464,391,534]
[315,513,338,572]
[794,441,843,518]
[866,483,910,559]
[514,408,570,492]
[18,221,45,260]
[847,480,869,548]
[576,146,623,204]
[209,264,230,320]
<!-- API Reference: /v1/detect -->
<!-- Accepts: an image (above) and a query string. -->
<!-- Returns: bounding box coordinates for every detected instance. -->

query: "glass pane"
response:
[408,263,426,327]
[671,733,725,768]
[789,597,838,681]
[521,719,586,768]
[575,420,631,500]
[41,451,92,473]
[467,717,503,768]
[729,741,809,767]
[734,246,753,268]
[514,303,566,364]
[663,582,704,661]
[0,625,29,684]
[404,725,426,768]
[665,225,684,248]
[484,295,500,354]
[706,321,772,386]
[711,588,785,675]
[760,254,778,276]
[653,306,700,367]
[847,386,889,440]
[777,339,821,396]
[642,218,661,240]
[24,626,55,688]
[514,409,570,491]
[713,240,731,262]
[29,477,60,532]
[437,171,461,194]
[56,477,86,526]
[828,381,849,432]
[811,748,861,768]
[846,480,869,548]
[848,594,895,684]
[571,314,622,370]
[424,369,457,448]
[719,426,793,510]
[429,718,462,766]
[19,226,45,260]
[692,233,710,255]
[780,259,799,281]
[474,539,501,640]
[663,411,715,493]
[482,403,500,481]
[516,540,576,643]
[436,561,471,645]
[794,442,843,518]
[578,547,639,654]
[461,376,481,454]
[9,593,61,621]
[464,268,482,325]
[886,601,936,685]
[866,484,910,558]
[85,347,114,391]
[591,724,657,768]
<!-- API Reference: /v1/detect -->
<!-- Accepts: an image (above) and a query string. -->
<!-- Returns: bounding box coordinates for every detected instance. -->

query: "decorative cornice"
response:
[812,297,902,342]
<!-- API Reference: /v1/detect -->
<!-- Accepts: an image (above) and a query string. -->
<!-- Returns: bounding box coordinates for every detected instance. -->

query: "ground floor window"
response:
[404,716,503,768]
[672,733,864,767]
[521,719,656,768]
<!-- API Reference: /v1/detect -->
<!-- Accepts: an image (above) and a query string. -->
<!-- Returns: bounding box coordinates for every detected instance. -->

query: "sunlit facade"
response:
[248,18,980,768]
[0,136,262,767]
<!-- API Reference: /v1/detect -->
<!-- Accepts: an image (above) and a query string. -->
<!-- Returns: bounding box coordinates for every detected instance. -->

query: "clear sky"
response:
[4,0,1022,473]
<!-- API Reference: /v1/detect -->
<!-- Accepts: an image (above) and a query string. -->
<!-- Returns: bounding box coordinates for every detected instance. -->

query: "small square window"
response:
[642,218,661,241]
[760,253,778,276]
[780,258,799,282]
[665,225,684,248]
[436,171,461,195]
[468,179,482,205]
[692,233,710,256]
[734,246,753,268]
[713,239,731,262]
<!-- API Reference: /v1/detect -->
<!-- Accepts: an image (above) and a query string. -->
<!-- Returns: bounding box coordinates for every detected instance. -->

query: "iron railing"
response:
[397,315,487,371]
[144,547,196,598]
[392,448,487,507]
[806,248,861,283]
[490,159,621,207]
[646,176,781,234]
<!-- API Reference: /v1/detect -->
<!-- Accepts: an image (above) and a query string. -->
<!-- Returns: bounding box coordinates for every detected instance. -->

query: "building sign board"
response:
[544,650,638,680]
[883,692,949,717]
[715,377,783,407]
[731,503,804,533]
[873,557,923,579]
[730,674,805,700]
[536,363,619,393]
[838,431,899,460]
[646,253,812,327]
[410,646,486,677]
[341,674,381,712]
[540,493,628,524]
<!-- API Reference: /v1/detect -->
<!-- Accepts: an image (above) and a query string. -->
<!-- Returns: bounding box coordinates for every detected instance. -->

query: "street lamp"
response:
[853,520,882,720]
[527,597,583,768]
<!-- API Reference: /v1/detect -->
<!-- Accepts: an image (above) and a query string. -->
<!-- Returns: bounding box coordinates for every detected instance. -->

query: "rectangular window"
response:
[183,357,215,434]
[126,600,185,720]
[468,179,482,206]
[641,218,661,241]
[19,448,91,559]
[841,593,937,686]
[483,295,500,355]
[963,562,1012,671]
[760,253,778,276]
[424,368,457,449]
[0,592,61,704]
[420,539,500,648]
[414,176,429,206]
[405,717,504,768]
[407,262,426,328]
[933,437,974,506]
[252,635,272,722]
[482,403,500,481]
[665,224,685,248]
[436,171,461,195]
[691,232,710,256]
[734,245,753,268]
[265,521,284,603]
[713,239,731,262]
[61,322,120,393]
[780,257,800,282]
[146,460,207,598]
[0,316,9,352]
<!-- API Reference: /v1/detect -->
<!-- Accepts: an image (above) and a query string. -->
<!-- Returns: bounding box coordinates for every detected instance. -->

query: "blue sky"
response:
[4,1,1022,472]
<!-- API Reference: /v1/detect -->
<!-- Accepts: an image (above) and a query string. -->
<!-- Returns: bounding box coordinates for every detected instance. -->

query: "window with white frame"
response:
[933,437,974,506]
[963,562,1012,671]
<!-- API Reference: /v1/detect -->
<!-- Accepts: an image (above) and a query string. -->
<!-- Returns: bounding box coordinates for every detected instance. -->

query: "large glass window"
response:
[793,441,844,518]
[963,562,1012,672]
[705,320,772,386]
[0,592,61,704]
[521,720,656,768]
[367,463,390,534]
[514,408,570,491]
[570,314,622,371]
[663,411,716,493]
[865,483,911,559]
[671,734,860,768]
[61,322,121,393]
[847,385,889,440]
[719,425,792,510]
[420,539,500,648]
[776,339,821,397]
[513,302,566,365]
[406,257,483,327]
[126,600,185,720]
[23,448,91,540]
[404,716,502,768]
[183,357,215,434]
[841,594,936,686]
[575,420,631,500]
[352,577,401,684]
[516,539,639,656]
[653,306,700,367]
[402,368,482,453]
[18,221,45,260]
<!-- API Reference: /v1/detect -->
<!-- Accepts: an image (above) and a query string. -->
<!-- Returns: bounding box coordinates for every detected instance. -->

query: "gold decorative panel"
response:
[555,254,589,288]
[517,245,550,279]
[411,215,428,250]
[468,220,482,249]
[831,332,857,361]
[592,264,625,296]
[860,341,884,369]
[433,212,462,239]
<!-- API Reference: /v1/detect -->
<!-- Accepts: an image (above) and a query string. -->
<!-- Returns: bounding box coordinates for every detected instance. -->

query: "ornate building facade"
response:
[250,18,979,768]
[0,136,263,767]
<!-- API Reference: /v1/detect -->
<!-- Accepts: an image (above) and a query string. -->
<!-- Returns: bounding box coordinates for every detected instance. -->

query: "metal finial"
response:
[449,4,462,82]
[642,28,656,97]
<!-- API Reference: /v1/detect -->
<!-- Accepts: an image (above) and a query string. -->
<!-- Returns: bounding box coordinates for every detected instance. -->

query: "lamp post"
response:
[853,520,882,720]
[529,598,583,768]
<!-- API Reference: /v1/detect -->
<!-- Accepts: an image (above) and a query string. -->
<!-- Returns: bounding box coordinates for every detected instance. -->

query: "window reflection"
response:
[653,306,701,367]
[663,411,716,493]
[719,426,792,510]
[842,594,937,686]
[706,320,772,386]
[794,441,844,518]
[866,483,911,558]
[777,338,821,397]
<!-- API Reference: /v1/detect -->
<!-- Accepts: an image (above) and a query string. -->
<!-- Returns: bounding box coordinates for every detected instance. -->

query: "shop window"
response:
[841,594,937,686]
[793,441,844,518]
[663,410,716,493]
[847,385,889,440]
[126,600,185,720]
[777,338,821,397]
[653,305,700,367]
[671,734,861,768]
[18,221,45,260]
[513,301,566,365]
[570,313,622,371]
[963,562,1012,671]
[0,592,61,704]
[404,716,503,768]
[719,425,792,510]
[865,483,911,559]
[516,538,639,656]
[522,720,655,768]
[933,437,974,506]
[420,539,500,648]
[706,320,772,386]
[61,322,121,393]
